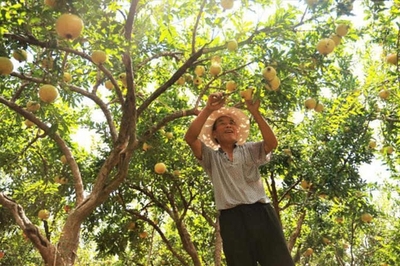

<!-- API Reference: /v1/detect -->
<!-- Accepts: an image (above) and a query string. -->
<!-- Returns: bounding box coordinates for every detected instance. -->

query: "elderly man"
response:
[184,92,294,266]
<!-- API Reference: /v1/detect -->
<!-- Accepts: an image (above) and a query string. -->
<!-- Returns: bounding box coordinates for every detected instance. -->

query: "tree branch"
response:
[0,97,84,204]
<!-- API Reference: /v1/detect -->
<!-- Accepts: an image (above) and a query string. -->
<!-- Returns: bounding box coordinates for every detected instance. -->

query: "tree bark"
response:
[213,218,223,266]
[288,210,307,252]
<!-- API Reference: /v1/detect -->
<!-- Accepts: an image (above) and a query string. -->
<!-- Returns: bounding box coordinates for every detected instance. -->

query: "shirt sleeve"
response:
[246,141,271,167]
[197,141,213,175]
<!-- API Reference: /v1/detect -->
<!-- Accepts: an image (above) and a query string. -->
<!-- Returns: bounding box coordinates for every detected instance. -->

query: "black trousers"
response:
[219,202,294,266]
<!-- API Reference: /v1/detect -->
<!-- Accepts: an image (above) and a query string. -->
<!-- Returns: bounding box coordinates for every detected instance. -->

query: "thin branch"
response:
[0,96,84,204]
[191,0,207,54]
[4,33,125,104]
[124,0,139,41]
[137,46,206,116]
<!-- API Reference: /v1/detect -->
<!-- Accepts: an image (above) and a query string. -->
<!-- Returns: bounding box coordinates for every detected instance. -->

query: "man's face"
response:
[212,116,239,144]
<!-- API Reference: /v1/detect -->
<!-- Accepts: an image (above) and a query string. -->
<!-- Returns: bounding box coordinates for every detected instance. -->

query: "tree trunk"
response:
[176,219,201,266]
[288,210,307,252]
[213,218,223,266]
[0,192,85,265]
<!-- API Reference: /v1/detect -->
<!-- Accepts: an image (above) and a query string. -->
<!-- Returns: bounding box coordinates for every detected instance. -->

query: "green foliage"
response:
[0,0,399,265]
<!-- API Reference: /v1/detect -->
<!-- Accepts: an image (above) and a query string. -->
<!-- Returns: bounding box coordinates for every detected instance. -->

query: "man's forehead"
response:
[215,115,235,123]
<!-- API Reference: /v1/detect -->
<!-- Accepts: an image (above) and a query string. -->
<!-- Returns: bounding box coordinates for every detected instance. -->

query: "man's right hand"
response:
[206,92,225,111]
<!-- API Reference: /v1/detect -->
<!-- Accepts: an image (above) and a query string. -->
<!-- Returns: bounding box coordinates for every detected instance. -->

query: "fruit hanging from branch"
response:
[335,24,349,37]
[262,66,277,81]
[226,39,238,51]
[240,87,254,101]
[225,80,237,92]
[194,65,205,77]
[209,63,222,76]
[39,84,58,103]
[386,53,398,65]
[316,38,336,55]
[267,76,281,91]
[55,13,84,40]
[154,163,167,174]
[63,72,72,83]
[304,98,317,109]
[38,209,50,220]
[220,0,234,10]
[12,49,27,62]
[0,57,14,75]
[26,101,41,112]
[91,50,107,65]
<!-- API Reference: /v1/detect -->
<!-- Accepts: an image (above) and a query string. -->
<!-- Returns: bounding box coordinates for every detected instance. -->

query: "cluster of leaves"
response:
[0,0,399,265]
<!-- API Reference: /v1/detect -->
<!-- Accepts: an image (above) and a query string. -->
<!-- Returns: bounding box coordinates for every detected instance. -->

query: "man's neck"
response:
[218,142,237,153]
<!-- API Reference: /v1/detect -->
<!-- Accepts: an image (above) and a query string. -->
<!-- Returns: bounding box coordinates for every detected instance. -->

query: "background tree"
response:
[0,0,399,265]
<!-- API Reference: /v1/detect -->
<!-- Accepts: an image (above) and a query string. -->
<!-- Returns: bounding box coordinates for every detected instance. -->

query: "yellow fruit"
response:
[24,119,35,128]
[60,155,67,164]
[227,39,238,51]
[139,231,148,238]
[304,247,313,256]
[335,24,349,37]
[240,87,254,101]
[316,38,336,55]
[386,53,398,65]
[368,140,377,149]
[173,170,180,177]
[318,193,327,199]
[91,50,107,65]
[361,213,373,223]
[55,13,84,40]
[41,57,54,69]
[322,237,331,245]
[175,76,185,85]
[211,55,222,64]
[314,103,324,112]
[330,34,342,46]
[54,176,61,183]
[105,80,114,90]
[381,146,394,155]
[378,89,390,100]
[304,98,317,109]
[268,76,280,91]
[44,0,56,7]
[210,63,222,76]
[63,72,72,83]
[300,180,310,190]
[39,84,58,103]
[59,177,68,184]
[193,76,203,86]
[12,50,27,62]
[165,132,173,139]
[335,217,344,223]
[283,148,292,156]
[142,142,151,151]
[221,0,234,9]
[119,73,127,87]
[127,221,136,230]
[194,65,205,77]
[225,80,237,92]
[154,162,167,174]
[262,66,277,81]
[38,209,50,220]
[26,101,41,112]
[0,57,14,75]
[184,73,193,82]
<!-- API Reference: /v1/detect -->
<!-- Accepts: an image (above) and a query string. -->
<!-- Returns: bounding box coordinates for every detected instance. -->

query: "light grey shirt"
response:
[199,141,271,210]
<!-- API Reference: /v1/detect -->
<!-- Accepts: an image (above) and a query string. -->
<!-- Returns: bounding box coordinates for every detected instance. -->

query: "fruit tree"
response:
[0,0,399,265]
